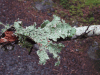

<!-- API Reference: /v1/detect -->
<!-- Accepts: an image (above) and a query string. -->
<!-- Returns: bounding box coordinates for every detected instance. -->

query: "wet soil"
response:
[0,0,100,75]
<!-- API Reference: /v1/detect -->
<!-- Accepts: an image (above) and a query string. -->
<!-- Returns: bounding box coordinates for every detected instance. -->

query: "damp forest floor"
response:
[0,0,100,75]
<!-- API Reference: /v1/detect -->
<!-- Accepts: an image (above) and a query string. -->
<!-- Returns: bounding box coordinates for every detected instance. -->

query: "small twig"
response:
[84,25,91,34]
[76,25,91,39]
[28,46,33,55]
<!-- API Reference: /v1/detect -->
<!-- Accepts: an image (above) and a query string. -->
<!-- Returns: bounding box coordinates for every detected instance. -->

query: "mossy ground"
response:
[52,0,100,26]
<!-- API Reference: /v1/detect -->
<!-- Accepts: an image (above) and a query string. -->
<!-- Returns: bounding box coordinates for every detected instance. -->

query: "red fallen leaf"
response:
[0,30,18,43]
[5,30,14,37]
[0,38,8,43]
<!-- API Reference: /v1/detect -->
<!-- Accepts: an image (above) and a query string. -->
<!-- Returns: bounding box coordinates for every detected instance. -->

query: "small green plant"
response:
[84,0,100,6]
[60,0,70,9]
[89,17,94,22]
[59,11,67,18]
[55,10,57,13]
[83,19,87,23]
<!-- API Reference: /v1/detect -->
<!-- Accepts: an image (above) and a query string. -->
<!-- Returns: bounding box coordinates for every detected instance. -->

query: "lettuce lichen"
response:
[1,15,76,66]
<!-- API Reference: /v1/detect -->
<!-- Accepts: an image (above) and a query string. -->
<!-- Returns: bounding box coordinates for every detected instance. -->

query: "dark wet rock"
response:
[43,5,52,10]
[87,41,100,60]
[50,8,55,12]
[34,0,54,11]
[35,3,43,11]
[41,9,46,13]
[64,65,68,69]
[47,13,52,16]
